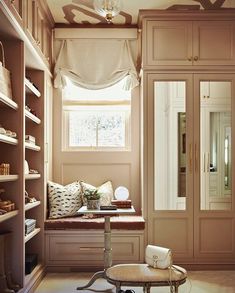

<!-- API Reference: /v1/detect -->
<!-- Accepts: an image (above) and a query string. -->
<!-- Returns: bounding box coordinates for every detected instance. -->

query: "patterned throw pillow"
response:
[47,181,83,219]
[80,181,114,206]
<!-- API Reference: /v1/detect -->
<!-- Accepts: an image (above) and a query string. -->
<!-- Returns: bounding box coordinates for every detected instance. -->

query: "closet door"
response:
[194,74,235,262]
[144,73,194,261]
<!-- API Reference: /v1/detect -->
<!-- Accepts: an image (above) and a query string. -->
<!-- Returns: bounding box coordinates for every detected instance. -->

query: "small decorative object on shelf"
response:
[0,125,17,138]
[29,169,39,174]
[25,219,36,235]
[0,163,10,175]
[25,191,37,204]
[0,41,13,100]
[25,254,38,275]
[0,189,15,212]
[24,160,29,174]
[114,186,129,200]
[84,189,101,210]
[25,104,37,117]
[25,134,36,145]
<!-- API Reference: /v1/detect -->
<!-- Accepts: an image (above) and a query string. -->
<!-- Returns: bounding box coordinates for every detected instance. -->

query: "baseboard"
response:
[18,265,46,293]
[177,263,235,271]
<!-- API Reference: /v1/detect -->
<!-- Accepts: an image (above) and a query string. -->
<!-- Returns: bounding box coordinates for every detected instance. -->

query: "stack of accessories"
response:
[0,190,15,213]
[0,125,17,138]
[25,219,36,235]
[25,190,37,204]
[111,199,132,208]
[0,163,10,175]
[25,134,36,145]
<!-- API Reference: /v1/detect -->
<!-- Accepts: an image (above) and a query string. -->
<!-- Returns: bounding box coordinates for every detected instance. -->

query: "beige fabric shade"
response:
[54,39,139,90]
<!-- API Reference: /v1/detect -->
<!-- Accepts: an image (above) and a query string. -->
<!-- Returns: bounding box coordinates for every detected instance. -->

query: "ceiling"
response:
[46,0,235,26]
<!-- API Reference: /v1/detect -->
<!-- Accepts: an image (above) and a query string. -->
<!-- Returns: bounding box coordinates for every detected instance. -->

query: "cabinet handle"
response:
[195,143,198,172]
[189,143,193,173]
[188,56,192,61]
[207,152,210,172]
[203,153,206,172]
[10,0,15,3]
[194,56,199,61]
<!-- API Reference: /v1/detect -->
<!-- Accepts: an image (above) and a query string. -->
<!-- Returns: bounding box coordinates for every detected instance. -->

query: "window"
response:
[62,77,131,151]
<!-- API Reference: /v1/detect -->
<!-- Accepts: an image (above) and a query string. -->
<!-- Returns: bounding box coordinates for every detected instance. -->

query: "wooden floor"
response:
[35,271,235,293]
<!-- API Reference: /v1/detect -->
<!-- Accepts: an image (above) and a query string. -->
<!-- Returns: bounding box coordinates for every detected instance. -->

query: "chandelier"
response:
[93,0,122,23]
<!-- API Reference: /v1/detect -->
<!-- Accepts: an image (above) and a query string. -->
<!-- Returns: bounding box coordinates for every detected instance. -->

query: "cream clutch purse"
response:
[145,245,173,269]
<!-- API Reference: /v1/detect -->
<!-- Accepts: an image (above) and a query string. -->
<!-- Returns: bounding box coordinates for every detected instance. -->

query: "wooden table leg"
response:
[104,216,112,269]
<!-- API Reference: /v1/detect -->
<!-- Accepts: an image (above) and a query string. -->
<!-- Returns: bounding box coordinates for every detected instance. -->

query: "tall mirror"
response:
[200,81,232,210]
[154,81,186,210]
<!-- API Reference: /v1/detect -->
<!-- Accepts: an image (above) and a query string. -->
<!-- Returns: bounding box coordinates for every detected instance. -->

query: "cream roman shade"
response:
[54,39,139,90]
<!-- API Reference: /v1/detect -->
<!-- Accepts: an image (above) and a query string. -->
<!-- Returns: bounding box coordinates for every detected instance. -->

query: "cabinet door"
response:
[193,21,235,65]
[144,20,193,66]
[25,0,34,37]
[4,0,23,24]
[32,1,44,52]
[43,24,52,66]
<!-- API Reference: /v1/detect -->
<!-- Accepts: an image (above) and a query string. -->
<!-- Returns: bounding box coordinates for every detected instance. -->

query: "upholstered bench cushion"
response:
[45,215,145,230]
[106,264,187,282]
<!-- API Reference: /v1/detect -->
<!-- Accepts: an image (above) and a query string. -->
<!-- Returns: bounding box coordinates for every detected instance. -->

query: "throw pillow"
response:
[80,181,114,206]
[47,181,82,219]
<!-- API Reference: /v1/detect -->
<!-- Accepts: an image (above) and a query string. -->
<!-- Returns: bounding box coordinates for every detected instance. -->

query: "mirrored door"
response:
[200,81,232,210]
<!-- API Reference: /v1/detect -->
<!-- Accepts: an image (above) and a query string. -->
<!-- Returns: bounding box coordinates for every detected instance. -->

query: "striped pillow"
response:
[48,181,82,219]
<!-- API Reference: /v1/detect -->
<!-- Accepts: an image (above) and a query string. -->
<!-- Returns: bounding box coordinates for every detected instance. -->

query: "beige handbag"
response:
[145,245,173,269]
[0,41,13,99]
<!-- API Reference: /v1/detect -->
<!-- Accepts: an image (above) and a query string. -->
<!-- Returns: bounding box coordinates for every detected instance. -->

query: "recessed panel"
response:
[199,218,233,253]
[153,218,189,252]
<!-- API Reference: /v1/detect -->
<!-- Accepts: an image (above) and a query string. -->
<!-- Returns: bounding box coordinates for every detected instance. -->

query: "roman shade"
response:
[54,39,139,90]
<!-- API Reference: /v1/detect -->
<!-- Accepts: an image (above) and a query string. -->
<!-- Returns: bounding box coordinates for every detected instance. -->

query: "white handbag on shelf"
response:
[145,245,173,269]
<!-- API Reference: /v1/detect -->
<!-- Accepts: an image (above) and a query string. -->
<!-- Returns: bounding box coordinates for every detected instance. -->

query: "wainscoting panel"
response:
[153,217,193,259]
[45,230,144,269]
[198,218,234,254]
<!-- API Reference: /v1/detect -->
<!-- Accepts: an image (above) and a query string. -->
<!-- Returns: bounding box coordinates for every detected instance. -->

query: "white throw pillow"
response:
[48,181,83,219]
[80,181,114,206]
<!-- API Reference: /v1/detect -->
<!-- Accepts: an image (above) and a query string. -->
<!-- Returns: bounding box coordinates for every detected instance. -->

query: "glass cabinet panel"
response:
[200,81,232,210]
[154,81,186,210]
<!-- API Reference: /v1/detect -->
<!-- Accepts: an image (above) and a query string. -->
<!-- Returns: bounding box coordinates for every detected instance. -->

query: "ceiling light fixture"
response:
[93,0,122,24]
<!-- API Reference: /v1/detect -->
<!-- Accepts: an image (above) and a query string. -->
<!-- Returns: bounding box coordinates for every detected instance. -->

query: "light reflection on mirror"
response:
[154,81,186,210]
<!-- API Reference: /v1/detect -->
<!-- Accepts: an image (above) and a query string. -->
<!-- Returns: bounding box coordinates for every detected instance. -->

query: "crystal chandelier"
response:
[93,0,122,23]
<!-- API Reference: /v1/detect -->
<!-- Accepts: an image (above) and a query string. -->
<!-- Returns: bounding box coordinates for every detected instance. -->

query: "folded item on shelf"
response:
[25,134,36,144]
[0,208,7,215]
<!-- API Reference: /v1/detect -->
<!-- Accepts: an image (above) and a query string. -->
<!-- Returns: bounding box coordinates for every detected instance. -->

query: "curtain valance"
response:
[54,39,139,90]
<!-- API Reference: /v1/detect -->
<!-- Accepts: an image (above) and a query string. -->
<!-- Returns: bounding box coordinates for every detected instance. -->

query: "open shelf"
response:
[25,174,41,180]
[25,109,41,124]
[24,264,43,286]
[25,228,41,243]
[25,142,41,151]
[0,91,18,110]
[0,133,18,145]
[25,201,41,211]
[25,78,41,97]
[0,210,19,223]
[0,175,19,182]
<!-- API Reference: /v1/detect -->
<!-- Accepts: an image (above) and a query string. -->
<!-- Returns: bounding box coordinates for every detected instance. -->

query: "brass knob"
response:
[188,57,192,61]
[194,56,199,61]
[11,0,15,3]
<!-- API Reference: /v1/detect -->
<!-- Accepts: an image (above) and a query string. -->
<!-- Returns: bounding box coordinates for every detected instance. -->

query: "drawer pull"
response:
[79,247,103,252]
[194,56,199,61]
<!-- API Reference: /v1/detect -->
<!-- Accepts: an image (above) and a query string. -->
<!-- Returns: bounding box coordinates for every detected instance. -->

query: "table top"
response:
[77,206,135,215]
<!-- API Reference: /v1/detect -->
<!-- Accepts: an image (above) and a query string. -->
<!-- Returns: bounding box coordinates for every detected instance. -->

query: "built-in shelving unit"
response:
[0,1,48,290]
[0,210,19,223]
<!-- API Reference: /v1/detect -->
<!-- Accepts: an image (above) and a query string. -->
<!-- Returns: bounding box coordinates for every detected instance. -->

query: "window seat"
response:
[44,215,145,230]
